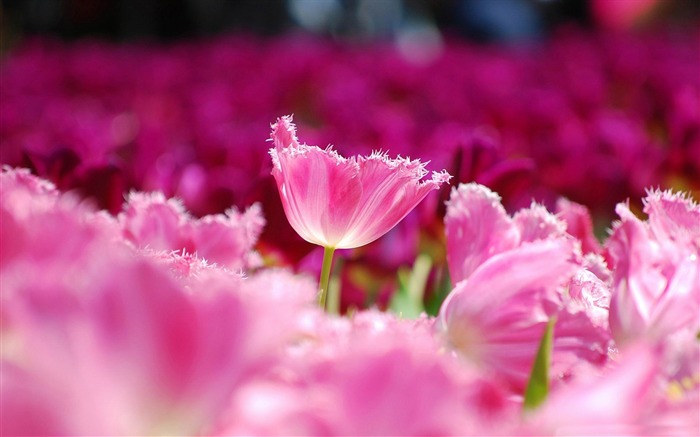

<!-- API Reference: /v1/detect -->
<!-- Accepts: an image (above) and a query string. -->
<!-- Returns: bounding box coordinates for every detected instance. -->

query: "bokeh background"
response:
[2,0,699,311]
[2,0,700,42]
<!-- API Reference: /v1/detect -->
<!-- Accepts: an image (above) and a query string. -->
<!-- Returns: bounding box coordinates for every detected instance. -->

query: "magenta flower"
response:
[269,115,450,309]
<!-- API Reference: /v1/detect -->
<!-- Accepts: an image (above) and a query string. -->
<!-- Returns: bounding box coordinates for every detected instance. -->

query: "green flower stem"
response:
[326,268,341,315]
[318,246,336,311]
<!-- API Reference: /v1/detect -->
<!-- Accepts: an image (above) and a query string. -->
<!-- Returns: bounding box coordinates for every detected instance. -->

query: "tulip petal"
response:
[441,238,578,390]
[444,183,520,283]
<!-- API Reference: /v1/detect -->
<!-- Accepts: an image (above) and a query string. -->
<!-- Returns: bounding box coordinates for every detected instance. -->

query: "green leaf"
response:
[523,317,556,411]
[389,253,432,319]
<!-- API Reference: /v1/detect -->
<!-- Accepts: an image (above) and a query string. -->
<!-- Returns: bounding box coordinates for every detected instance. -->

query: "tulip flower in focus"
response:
[269,116,450,311]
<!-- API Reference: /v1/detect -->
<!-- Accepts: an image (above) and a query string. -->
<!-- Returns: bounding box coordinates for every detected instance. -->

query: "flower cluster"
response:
[3,166,698,435]
[1,24,698,433]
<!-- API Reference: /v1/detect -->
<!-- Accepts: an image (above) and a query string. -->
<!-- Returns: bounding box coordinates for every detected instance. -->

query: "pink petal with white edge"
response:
[269,116,450,249]
[513,201,567,243]
[444,183,519,283]
[338,152,450,248]
[607,198,699,346]
[643,188,700,244]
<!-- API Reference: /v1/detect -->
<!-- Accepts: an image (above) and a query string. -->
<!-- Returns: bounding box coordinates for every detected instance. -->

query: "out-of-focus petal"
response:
[526,344,660,435]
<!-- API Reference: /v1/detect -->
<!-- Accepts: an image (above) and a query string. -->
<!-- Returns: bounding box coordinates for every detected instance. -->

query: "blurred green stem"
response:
[318,246,336,311]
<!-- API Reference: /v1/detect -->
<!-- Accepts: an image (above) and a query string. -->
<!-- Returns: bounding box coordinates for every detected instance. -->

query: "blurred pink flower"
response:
[2,257,270,436]
[0,168,292,436]
[119,192,187,251]
[269,115,450,249]
[119,191,264,271]
[215,310,516,436]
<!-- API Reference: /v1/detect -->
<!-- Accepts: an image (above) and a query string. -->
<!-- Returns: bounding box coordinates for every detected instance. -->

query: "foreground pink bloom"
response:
[2,257,275,436]
[269,115,450,250]
[0,168,294,436]
[215,311,516,436]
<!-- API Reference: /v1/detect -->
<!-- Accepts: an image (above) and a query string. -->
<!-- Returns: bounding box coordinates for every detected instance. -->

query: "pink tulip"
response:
[269,115,450,309]
[442,184,611,392]
[2,256,272,436]
[607,189,700,346]
[0,168,292,435]
[269,115,450,250]
[444,183,520,283]
[643,189,700,245]
[119,191,188,252]
[441,238,585,393]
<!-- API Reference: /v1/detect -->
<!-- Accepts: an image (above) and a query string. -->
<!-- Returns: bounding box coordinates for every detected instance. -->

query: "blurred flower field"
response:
[1,21,699,436]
